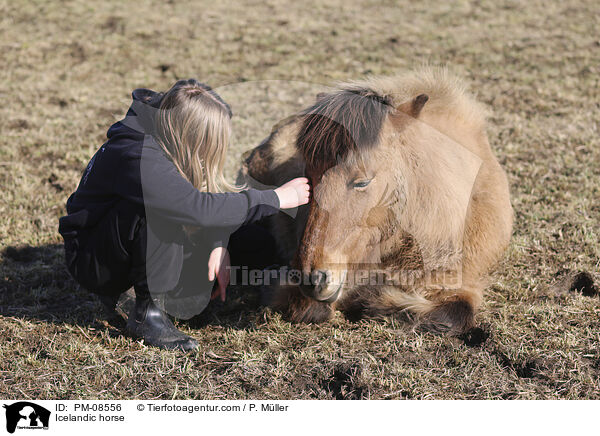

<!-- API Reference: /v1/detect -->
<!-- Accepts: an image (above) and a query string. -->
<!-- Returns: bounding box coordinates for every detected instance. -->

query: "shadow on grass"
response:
[0,243,126,337]
[0,244,264,334]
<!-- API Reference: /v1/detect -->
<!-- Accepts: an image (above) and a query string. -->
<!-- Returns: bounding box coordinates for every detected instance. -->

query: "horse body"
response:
[240,69,513,335]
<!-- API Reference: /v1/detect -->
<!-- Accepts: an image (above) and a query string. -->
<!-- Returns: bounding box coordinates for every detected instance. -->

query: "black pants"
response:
[65,200,277,318]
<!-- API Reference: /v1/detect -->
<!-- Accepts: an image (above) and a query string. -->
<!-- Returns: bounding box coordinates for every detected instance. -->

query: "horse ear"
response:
[396,94,429,118]
[315,92,328,101]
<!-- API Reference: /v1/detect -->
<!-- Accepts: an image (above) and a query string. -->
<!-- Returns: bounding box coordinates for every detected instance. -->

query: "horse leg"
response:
[339,284,482,336]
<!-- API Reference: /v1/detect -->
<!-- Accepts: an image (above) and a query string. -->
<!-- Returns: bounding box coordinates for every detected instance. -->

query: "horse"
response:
[239,69,513,335]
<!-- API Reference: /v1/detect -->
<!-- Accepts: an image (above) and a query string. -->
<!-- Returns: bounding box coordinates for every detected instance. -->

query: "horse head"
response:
[293,86,480,304]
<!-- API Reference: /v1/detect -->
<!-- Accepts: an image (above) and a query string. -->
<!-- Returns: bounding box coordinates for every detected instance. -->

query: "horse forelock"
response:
[296,87,392,175]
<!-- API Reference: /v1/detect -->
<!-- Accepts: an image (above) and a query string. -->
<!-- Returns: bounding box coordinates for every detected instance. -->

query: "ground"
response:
[1,0,599,399]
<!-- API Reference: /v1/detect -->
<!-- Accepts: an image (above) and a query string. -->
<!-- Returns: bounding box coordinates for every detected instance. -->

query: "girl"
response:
[59,79,310,351]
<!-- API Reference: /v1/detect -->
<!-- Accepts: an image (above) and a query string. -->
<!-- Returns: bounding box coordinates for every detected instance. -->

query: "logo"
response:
[82,152,97,185]
[3,402,50,434]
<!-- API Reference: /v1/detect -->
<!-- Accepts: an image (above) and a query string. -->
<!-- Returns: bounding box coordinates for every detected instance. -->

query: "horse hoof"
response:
[419,299,474,336]
[288,299,333,324]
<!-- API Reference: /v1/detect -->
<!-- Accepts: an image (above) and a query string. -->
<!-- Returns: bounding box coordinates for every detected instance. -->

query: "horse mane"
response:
[295,68,488,177]
[344,67,489,136]
[296,88,393,175]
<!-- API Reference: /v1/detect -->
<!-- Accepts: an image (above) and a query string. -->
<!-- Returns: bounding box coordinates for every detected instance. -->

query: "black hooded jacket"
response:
[58,88,280,242]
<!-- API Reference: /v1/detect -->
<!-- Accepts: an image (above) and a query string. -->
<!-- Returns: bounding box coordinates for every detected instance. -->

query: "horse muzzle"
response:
[299,269,345,303]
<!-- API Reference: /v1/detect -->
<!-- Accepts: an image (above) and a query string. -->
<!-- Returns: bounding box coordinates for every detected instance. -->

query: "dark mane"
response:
[296,88,392,175]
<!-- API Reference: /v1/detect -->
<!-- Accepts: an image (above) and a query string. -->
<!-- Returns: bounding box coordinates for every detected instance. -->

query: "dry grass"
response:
[1,0,599,399]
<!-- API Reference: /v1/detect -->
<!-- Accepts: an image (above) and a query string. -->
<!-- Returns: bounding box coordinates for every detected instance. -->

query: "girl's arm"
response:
[117,138,308,228]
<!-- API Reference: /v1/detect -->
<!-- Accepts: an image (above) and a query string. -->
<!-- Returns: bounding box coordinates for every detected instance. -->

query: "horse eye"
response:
[352,179,371,189]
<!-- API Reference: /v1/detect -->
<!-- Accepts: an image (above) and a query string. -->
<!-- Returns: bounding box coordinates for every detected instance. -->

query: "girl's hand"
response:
[208,246,230,302]
[274,177,311,209]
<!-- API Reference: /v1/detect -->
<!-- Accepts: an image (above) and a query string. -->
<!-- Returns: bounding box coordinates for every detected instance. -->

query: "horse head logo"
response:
[3,402,50,434]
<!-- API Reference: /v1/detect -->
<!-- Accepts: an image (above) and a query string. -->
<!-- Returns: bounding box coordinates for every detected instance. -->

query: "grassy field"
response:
[1,0,599,399]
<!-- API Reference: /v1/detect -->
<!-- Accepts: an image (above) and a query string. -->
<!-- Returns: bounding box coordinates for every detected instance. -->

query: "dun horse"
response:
[240,69,513,335]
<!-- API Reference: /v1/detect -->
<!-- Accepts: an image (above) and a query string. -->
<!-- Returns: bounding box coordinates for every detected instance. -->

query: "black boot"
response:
[126,294,198,352]
[98,294,119,313]
[98,288,136,321]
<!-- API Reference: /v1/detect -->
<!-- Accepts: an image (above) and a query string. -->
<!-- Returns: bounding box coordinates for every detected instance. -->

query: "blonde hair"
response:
[154,79,239,193]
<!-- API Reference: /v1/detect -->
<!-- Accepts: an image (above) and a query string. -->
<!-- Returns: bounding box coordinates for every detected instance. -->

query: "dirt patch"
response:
[102,16,126,34]
[550,270,598,297]
[460,325,491,347]
[48,96,69,108]
[7,119,30,130]
[46,173,64,192]
[321,361,367,400]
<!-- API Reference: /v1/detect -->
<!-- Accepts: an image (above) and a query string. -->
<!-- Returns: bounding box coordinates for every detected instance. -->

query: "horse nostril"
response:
[299,270,332,300]
[310,270,329,287]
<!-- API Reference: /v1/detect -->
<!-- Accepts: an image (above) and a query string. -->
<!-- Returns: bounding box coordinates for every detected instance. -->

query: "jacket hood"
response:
[107,88,163,139]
